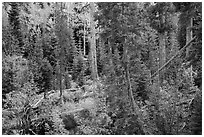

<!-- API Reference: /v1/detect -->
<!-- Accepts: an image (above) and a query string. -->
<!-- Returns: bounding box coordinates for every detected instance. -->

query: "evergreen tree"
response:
[8,2,24,54]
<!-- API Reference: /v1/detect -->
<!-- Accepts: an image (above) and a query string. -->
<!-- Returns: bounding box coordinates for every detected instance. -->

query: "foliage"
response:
[8,2,24,52]
[2,55,29,104]
[39,58,53,93]
[173,2,202,88]
[2,2,202,135]
[145,62,201,135]
[2,56,18,100]
[147,2,175,33]
[189,91,202,135]
[2,80,40,135]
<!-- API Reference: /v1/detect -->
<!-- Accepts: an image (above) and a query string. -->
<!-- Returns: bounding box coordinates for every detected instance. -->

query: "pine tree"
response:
[8,2,24,54]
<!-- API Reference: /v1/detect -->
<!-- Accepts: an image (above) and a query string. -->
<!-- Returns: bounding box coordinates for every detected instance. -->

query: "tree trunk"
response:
[59,3,63,101]
[158,14,166,85]
[186,17,193,58]
[149,50,154,84]
[170,14,179,57]
[89,2,98,81]
[59,57,63,98]
[122,39,146,130]
[123,40,138,113]
[108,40,115,75]
[159,32,166,84]
[150,36,196,79]
[57,2,66,104]
[42,34,47,99]
[84,21,86,56]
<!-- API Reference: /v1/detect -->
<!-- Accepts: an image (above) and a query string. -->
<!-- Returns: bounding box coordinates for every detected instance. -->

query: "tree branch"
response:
[150,36,196,80]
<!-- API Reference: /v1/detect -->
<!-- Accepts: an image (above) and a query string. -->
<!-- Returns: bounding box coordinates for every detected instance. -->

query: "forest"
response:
[2,2,202,135]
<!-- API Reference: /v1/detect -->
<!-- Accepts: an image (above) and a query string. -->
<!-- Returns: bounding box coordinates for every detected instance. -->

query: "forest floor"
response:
[2,80,102,135]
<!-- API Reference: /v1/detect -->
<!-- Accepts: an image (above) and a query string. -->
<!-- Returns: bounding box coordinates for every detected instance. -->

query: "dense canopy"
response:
[2,2,202,135]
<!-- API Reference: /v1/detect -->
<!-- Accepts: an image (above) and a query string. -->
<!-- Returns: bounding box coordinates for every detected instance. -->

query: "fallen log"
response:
[150,36,196,80]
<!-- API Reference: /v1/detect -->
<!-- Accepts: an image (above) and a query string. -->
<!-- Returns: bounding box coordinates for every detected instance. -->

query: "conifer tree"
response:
[89,2,98,81]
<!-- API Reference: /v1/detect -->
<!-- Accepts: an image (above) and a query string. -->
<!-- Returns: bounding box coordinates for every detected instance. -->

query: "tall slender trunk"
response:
[123,40,138,113]
[149,50,154,84]
[159,32,166,84]
[89,2,98,81]
[122,40,146,130]
[170,31,176,57]
[58,2,66,104]
[42,26,47,99]
[186,17,193,58]
[186,18,193,84]
[108,40,115,75]
[158,13,166,85]
[84,21,86,56]
[59,3,63,101]
[170,13,179,57]
[120,2,139,116]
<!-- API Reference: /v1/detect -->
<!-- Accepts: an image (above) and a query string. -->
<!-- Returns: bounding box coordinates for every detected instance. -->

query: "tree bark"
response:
[89,2,98,81]
[108,40,115,75]
[59,3,63,101]
[159,11,167,85]
[149,50,154,83]
[159,32,166,84]
[55,2,66,104]
[186,17,193,58]
[84,21,86,56]
[42,25,47,99]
